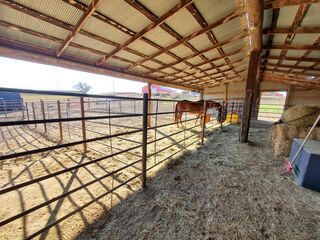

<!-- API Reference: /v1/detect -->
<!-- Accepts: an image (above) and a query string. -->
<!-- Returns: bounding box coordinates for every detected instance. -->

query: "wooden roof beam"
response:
[263,69,320,78]
[96,0,195,65]
[264,27,320,34]
[264,44,320,50]
[157,47,247,80]
[261,55,320,62]
[0,44,201,91]
[264,0,318,9]
[123,0,222,81]
[56,0,102,57]
[125,8,245,70]
[262,73,320,89]
[186,3,239,79]
[263,62,320,71]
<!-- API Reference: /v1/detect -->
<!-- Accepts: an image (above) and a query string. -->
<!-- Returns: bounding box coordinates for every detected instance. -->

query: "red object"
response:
[142,85,175,94]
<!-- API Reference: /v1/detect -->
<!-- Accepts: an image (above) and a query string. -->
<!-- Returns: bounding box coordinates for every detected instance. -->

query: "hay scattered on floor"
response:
[77,126,320,240]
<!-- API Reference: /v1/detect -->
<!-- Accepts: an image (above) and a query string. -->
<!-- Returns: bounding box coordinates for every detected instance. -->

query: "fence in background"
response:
[0,88,229,239]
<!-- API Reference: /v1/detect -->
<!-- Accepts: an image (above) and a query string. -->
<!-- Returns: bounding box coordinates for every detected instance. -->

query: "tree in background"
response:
[73,82,92,94]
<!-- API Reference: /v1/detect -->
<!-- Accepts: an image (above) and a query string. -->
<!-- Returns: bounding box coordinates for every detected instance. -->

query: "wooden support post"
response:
[57,100,63,141]
[147,83,152,127]
[25,102,29,120]
[32,102,36,127]
[239,0,263,143]
[142,93,148,188]
[239,51,261,143]
[80,97,87,153]
[284,85,292,110]
[224,83,228,102]
[40,100,47,132]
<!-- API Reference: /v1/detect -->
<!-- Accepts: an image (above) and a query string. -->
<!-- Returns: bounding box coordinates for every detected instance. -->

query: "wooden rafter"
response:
[263,27,320,34]
[157,47,247,80]
[264,69,320,78]
[123,0,221,80]
[264,44,320,50]
[261,55,320,63]
[262,73,320,89]
[56,0,102,57]
[261,8,279,72]
[287,36,320,73]
[273,4,310,72]
[125,8,245,71]
[140,33,248,75]
[96,0,195,65]
[186,3,239,79]
[264,0,318,9]
[263,62,320,71]
[60,0,195,75]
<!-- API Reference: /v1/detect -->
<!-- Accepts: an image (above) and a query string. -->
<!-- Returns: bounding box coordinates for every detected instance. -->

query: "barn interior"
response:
[0,0,320,239]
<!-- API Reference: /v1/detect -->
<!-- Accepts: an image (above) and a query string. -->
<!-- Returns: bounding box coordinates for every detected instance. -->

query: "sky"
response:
[0,57,149,94]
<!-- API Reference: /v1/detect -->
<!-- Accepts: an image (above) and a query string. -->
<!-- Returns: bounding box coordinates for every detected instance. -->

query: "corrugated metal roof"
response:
[13,0,83,25]
[0,0,318,90]
[276,5,299,28]
[169,45,194,58]
[165,9,201,37]
[72,34,116,54]
[139,0,180,17]
[0,25,59,50]
[144,26,177,48]
[194,0,238,25]
[82,17,131,44]
[63,45,101,62]
[188,34,213,51]
[301,3,320,27]
[96,0,152,32]
[0,5,69,39]
[211,17,244,42]
[154,53,177,64]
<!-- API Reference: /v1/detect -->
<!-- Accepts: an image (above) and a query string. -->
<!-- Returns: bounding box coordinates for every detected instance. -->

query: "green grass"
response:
[259,104,284,114]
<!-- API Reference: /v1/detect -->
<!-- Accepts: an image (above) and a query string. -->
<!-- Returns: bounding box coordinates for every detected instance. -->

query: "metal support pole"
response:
[201,100,207,145]
[153,100,159,165]
[40,100,47,132]
[230,101,234,125]
[25,102,29,120]
[32,102,36,128]
[3,100,7,118]
[57,100,63,141]
[80,97,87,153]
[142,93,148,189]
[20,99,25,119]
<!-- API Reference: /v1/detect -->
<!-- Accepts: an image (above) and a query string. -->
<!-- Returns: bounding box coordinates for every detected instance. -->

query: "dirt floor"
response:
[76,124,320,240]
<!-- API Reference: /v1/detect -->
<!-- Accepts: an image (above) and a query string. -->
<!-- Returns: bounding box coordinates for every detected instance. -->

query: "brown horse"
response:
[174,100,222,128]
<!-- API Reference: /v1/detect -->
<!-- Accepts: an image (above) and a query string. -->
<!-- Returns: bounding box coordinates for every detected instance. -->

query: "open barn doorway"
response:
[257,91,287,122]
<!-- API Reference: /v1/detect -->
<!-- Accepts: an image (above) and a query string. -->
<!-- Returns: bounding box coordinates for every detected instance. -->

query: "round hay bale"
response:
[281,105,320,127]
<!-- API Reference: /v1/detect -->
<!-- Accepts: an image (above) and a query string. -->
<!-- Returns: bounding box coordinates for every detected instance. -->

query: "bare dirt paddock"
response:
[77,125,320,240]
[0,101,220,240]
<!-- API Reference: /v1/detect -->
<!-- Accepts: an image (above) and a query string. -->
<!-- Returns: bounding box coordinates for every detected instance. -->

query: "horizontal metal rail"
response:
[0,129,142,161]
[0,158,142,227]
[0,144,142,195]
[24,173,142,240]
